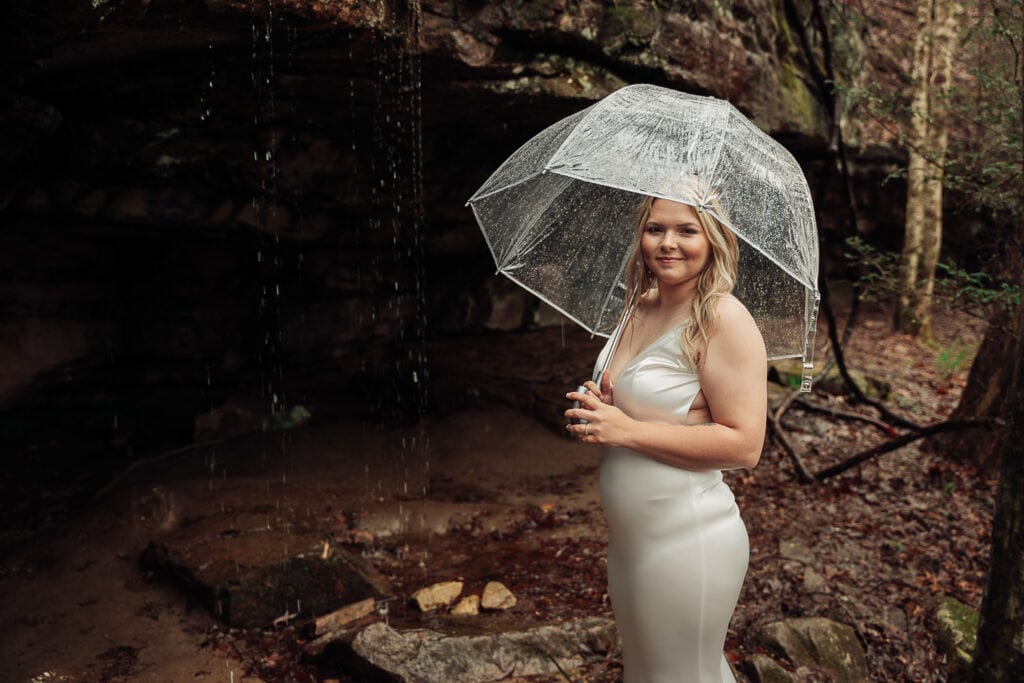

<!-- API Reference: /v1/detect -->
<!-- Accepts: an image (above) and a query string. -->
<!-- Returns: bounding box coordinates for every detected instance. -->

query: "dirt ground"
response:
[0,304,996,682]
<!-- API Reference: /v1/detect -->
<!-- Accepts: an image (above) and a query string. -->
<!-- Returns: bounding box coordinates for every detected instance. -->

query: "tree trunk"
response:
[970,4,1024,667]
[970,298,1024,679]
[944,303,1020,467]
[896,0,961,338]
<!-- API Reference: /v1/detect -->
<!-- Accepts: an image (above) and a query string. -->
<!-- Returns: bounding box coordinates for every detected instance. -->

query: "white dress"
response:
[595,324,748,683]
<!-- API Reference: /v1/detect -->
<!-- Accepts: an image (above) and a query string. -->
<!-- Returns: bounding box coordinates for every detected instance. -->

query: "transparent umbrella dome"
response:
[468,84,820,389]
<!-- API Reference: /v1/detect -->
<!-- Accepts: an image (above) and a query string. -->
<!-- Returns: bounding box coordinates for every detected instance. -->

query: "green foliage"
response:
[843,236,900,304]
[844,236,1021,319]
[928,338,975,381]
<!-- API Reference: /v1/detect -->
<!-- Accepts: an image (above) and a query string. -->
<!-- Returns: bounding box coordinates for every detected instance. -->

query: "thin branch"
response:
[793,395,899,437]
[814,418,1003,480]
[767,412,816,484]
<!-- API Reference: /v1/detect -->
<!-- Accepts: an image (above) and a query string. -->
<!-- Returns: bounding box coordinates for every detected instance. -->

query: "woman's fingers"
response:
[582,380,603,400]
[565,420,596,440]
[567,389,598,409]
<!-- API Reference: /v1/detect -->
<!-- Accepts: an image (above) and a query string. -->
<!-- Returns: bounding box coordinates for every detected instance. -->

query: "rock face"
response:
[348,617,617,683]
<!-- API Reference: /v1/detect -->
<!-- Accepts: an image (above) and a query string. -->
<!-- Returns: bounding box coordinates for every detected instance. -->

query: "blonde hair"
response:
[621,193,740,368]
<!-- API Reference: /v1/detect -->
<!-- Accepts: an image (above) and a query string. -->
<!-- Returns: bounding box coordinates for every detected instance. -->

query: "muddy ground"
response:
[0,305,996,682]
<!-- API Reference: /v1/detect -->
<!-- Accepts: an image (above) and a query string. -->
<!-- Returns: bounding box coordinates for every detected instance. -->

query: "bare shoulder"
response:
[713,294,757,327]
[711,294,766,356]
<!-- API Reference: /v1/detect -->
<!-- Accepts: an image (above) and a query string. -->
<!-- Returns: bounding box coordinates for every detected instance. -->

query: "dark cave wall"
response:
[0,0,903,435]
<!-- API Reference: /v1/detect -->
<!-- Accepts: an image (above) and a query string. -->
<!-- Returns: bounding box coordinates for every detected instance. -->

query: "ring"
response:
[584,424,589,436]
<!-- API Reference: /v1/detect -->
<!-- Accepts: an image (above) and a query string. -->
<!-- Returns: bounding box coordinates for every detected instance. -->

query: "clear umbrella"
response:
[468,84,820,391]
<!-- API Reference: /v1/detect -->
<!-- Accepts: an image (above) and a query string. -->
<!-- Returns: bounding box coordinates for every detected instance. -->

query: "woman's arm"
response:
[565,297,768,471]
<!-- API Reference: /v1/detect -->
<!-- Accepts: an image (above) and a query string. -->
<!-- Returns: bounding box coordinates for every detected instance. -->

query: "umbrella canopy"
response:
[468,84,820,390]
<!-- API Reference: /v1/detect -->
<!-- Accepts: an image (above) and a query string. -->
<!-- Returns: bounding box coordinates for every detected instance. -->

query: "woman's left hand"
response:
[565,388,631,445]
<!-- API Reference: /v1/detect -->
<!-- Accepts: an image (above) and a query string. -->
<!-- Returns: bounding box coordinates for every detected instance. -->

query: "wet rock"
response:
[451,594,480,616]
[934,595,979,681]
[757,617,869,682]
[480,581,516,610]
[410,580,463,611]
[140,540,390,629]
[349,617,616,682]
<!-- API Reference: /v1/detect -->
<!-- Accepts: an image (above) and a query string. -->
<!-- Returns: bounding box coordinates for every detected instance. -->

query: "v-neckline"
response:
[608,321,685,386]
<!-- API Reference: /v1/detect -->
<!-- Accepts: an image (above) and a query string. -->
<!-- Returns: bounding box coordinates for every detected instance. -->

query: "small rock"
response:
[481,581,516,610]
[746,653,795,683]
[411,581,463,611]
[802,568,828,593]
[315,597,376,636]
[451,595,480,616]
[779,539,815,563]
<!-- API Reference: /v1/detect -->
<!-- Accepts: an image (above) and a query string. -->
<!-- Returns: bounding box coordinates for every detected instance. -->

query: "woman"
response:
[565,196,767,682]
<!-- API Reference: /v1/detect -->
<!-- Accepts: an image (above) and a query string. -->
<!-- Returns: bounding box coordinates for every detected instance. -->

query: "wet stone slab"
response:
[139,512,391,628]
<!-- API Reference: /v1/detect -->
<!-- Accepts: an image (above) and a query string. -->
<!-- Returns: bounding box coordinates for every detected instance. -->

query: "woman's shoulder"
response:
[712,293,753,320]
[711,294,764,348]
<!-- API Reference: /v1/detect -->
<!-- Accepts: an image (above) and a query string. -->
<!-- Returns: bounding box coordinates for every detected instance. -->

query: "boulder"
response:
[140,542,389,629]
[757,617,869,682]
[350,617,617,682]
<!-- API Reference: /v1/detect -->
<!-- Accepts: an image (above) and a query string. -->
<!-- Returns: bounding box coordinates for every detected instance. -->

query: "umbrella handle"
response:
[570,385,589,425]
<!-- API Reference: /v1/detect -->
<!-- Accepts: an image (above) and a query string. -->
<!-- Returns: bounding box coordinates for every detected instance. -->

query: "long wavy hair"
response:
[620,192,740,369]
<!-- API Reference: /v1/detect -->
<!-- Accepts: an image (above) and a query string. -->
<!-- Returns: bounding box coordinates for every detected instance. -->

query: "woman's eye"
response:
[645,225,662,234]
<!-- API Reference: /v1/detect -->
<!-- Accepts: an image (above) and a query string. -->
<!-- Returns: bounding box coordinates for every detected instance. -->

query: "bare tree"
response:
[896,0,963,338]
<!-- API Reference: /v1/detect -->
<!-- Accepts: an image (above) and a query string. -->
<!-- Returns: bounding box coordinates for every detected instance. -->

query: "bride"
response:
[565,195,767,682]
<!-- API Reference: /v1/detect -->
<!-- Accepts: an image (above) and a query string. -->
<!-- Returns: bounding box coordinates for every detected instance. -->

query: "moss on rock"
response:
[934,595,980,682]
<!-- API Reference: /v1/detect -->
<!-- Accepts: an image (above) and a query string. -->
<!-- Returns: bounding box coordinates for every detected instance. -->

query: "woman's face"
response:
[640,199,711,289]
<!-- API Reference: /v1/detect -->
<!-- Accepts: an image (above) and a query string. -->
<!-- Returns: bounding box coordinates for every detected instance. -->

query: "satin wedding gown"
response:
[595,324,747,683]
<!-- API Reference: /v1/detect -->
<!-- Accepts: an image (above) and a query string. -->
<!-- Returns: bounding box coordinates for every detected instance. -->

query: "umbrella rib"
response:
[466,171,544,204]
[702,105,730,200]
